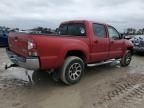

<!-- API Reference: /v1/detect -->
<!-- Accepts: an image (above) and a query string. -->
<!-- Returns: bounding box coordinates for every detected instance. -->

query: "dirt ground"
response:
[0,48,144,108]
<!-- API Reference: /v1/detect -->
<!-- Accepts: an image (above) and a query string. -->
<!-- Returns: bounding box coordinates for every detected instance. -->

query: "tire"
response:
[120,50,132,67]
[60,56,84,85]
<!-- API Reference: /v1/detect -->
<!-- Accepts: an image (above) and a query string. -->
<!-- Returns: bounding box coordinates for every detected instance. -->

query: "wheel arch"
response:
[65,50,88,62]
[127,47,134,54]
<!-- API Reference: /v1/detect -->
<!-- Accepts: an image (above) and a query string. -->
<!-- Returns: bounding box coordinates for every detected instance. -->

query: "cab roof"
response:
[61,20,108,26]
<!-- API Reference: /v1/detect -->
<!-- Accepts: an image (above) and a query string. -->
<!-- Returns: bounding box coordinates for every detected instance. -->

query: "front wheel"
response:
[60,56,84,85]
[120,50,132,67]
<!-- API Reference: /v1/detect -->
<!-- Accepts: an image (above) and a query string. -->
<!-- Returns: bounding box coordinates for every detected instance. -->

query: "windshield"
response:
[59,23,86,36]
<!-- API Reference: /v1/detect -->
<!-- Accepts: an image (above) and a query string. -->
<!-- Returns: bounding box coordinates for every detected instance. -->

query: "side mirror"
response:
[119,33,124,39]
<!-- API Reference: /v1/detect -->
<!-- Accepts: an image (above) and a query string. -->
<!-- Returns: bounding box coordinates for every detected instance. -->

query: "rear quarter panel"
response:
[32,36,90,70]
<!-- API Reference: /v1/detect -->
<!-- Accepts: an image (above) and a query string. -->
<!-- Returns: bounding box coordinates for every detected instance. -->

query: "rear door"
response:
[108,26,124,58]
[91,23,109,62]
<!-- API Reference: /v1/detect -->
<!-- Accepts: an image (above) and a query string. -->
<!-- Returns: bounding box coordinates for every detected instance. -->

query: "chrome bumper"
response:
[6,49,40,70]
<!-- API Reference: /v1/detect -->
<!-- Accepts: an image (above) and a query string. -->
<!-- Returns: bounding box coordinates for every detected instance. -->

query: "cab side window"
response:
[93,23,106,38]
[108,26,120,39]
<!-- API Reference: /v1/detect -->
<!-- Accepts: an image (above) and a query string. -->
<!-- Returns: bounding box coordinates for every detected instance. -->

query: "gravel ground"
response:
[0,48,144,108]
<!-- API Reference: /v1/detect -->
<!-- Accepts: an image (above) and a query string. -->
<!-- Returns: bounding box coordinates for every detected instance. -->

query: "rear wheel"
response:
[60,56,84,85]
[120,50,132,67]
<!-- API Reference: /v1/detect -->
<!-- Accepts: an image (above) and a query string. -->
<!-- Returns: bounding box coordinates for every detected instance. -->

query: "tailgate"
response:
[8,32,30,57]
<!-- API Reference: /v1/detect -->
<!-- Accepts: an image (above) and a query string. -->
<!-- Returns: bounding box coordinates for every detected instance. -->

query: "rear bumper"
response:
[6,49,40,70]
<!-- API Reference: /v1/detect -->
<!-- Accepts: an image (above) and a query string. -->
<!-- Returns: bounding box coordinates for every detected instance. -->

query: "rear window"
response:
[59,23,86,36]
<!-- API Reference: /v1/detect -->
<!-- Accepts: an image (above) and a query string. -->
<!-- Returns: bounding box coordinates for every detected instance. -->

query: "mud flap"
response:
[25,70,33,85]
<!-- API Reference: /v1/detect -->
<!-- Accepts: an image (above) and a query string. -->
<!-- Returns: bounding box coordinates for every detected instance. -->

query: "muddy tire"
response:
[120,50,132,67]
[60,56,84,85]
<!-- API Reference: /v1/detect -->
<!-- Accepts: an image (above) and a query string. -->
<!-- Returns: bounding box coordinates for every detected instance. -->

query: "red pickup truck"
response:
[7,20,133,85]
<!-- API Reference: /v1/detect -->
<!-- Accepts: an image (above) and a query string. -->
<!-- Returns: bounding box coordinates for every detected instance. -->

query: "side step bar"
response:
[87,59,121,67]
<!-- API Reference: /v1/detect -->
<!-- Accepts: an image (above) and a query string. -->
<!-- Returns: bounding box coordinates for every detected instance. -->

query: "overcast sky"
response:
[0,0,144,31]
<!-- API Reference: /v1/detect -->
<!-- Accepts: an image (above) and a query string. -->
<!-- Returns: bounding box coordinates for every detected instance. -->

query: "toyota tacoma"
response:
[7,20,133,85]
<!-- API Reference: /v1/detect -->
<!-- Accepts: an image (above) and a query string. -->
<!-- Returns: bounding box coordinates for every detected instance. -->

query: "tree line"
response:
[123,28,144,35]
[0,26,55,34]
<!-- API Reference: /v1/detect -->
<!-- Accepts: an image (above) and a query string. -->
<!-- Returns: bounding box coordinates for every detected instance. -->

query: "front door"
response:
[108,26,124,58]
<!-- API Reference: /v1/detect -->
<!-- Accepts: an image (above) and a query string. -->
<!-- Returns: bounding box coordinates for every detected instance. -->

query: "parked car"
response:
[0,30,8,47]
[130,35,144,53]
[7,20,133,85]
[124,35,135,40]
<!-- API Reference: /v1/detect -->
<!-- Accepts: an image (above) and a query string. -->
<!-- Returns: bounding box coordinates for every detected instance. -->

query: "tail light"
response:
[27,39,38,56]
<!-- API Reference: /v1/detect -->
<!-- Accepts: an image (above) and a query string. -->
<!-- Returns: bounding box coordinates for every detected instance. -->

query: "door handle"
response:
[94,40,98,44]
[14,37,18,41]
[111,40,114,44]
